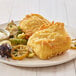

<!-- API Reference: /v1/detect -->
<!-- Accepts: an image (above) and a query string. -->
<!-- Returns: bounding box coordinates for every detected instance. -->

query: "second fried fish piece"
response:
[19,14,50,37]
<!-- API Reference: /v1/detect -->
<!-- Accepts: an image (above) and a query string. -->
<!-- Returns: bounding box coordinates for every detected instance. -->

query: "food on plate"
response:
[11,45,28,60]
[9,38,27,45]
[0,31,7,39]
[0,40,11,45]
[16,33,26,39]
[14,26,23,38]
[71,39,76,49]
[27,22,71,59]
[0,14,73,60]
[0,29,10,41]
[6,20,18,36]
[0,43,12,58]
[19,14,50,38]
[27,51,35,58]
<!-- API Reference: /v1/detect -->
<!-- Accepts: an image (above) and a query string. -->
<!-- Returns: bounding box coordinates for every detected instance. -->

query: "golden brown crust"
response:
[27,22,71,59]
[19,14,50,37]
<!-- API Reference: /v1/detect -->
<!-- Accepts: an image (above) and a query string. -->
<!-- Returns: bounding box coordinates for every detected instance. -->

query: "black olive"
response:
[0,44,12,58]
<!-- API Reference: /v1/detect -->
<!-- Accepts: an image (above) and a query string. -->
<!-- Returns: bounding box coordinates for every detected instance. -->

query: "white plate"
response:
[0,21,76,67]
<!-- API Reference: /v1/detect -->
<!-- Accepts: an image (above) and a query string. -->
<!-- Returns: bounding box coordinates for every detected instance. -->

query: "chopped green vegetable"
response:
[17,30,22,35]
[17,26,23,34]
[14,26,23,38]
[9,38,27,45]
[10,25,12,28]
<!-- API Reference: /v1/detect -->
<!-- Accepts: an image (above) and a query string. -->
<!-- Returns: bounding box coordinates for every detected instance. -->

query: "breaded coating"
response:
[27,22,71,59]
[19,14,50,37]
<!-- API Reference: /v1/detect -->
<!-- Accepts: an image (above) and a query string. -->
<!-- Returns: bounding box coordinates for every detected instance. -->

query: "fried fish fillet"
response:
[27,22,71,59]
[19,14,50,37]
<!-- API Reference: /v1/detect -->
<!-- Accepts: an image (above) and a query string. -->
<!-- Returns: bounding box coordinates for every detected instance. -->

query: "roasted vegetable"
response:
[14,26,23,38]
[16,33,26,39]
[71,39,76,49]
[27,51,35,58]
[17,26,23,34]
[11,45,28,60]
[9,38,27,45]
[6,20,18,36]
[0,44,12,58]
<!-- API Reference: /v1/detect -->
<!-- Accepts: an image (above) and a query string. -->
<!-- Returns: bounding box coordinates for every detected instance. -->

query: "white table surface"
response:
[0,0,76,76]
